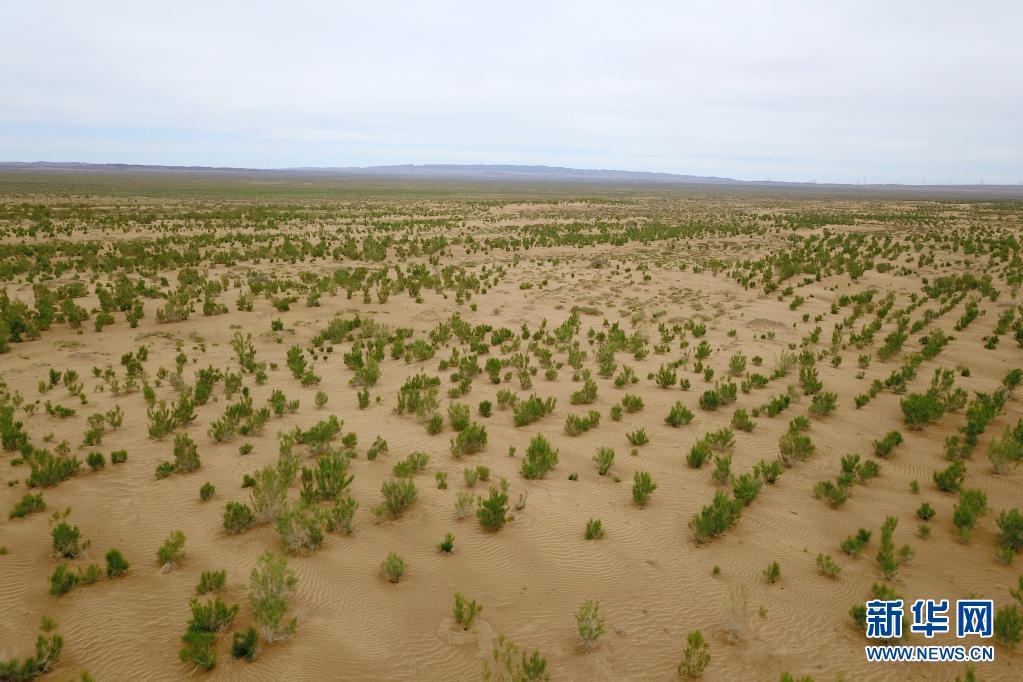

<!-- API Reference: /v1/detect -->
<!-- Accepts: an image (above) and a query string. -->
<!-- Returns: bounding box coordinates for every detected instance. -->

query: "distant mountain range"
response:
[1,161,1019,195]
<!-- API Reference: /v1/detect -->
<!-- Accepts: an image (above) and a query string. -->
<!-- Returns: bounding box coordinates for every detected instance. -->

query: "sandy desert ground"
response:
[1,175,1022,681]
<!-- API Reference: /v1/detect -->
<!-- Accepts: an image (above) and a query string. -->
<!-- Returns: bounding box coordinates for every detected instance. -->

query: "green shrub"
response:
[593,447,615,476]
[873,431,903,458]
[691,490,742,543]
[373,478,418,519]
[200,482,215,502]
[451,422,488,457]
[585,518,604,540]
[996,509,1023,563]
[901,391,945,430]
[49,563,78,596]
[952,488,988,543]
[105,548,130,578]
[665,401,694,427]
[677,629,710,679]
[731,409,754,432]
[50,510,89,559]
[157,530,186,569]
[933,460,966,492]
[732,473,762,506]
[576,600,605,652]
[454,592,483,630]
[249,550,297,643]
[477,487,509,531]
[230,627,259,661]
[513,394,556,427]
[9,492,45,519]
[521,434,559,479]
[482,635,549,682]
[197,569,227,594]
[276,503,327,554]
[816,553,841,578]
[840,528,872,557]
[626,428,649,446]
[0,617,64,677]
[188,596,239,633]
[223,501,255,534]
[86,451,105,471]
[564,410,600,436]
[448,402,471,431]
[437,532,455,554]
[380,552,406,583]
[632,471,656,506]
[994,604,1022,648]
[778,431,815,466]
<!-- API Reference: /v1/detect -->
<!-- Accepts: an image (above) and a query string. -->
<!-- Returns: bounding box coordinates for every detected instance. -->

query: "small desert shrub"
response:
[448,402,471,431]
[677,629,710,679]
[249,550,297,643]
[731,409,754,432]
[994,605,1022,648]
[197,569,227,594]
[373,479,418,519]
[521,434,559,479]
[688,439,712,469]
[691,490,742,543]
[50,510,89,559]
[451,422,488,457]
[576,600,605,652]
[157,530,186,569]
[9,492,45,519]
[632,471,656,506]
[711,455,732,486]
[809,391,837,416]
[585,518,604,540]
[188,596,239,633]
[778,431,815,466]
[482,635,549,682]
[593,447,614,476]
[626,428,649,446]
[952,488,988,543]
[996,509,1023,563]
[49,563,78,596]
[105,548,130,578]
[86,451,105,471]
[380,552,406,583]
[276,503,327,554]
[732,473,762,507]
[564,410,600,436]
[325,496,358,535]
[477,487,509,531]
[666,401,694,427]
[223,501,255,534]
[873,431,903,458]
[840,527,872,557]
[455,491,475,520]
[231,627,259,662]
[200,482,215,501]
[437,532,455,554]
[172,433,201,473]
[454,593,483,630]
[816,553,841,578]
[763,561,780,584]
[933,460,966,492]
[513,394,556,427]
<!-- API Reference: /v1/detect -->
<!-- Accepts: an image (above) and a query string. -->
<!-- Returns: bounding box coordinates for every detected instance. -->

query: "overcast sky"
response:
[1,1,1020,183]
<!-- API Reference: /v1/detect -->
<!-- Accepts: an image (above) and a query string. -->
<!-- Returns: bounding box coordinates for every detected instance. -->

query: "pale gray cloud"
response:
[1,0,1020,183]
